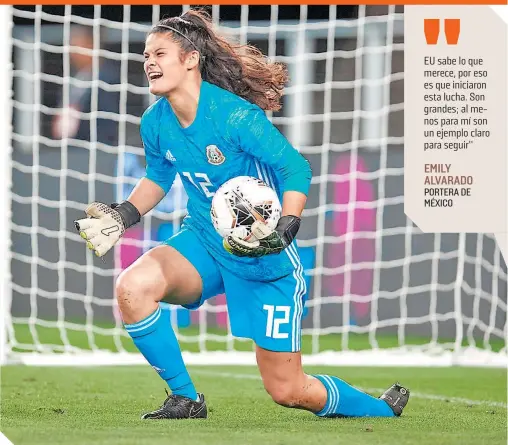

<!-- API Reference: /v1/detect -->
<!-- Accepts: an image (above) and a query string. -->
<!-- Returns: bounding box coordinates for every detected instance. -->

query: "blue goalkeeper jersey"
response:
[140,80,312,281]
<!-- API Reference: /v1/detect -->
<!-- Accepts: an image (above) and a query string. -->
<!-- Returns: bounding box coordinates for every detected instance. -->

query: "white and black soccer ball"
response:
[211,176,282,242]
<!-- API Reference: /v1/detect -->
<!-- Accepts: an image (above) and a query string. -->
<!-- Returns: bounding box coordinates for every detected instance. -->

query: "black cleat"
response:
[141,391,207,420]
[379,383,410,416]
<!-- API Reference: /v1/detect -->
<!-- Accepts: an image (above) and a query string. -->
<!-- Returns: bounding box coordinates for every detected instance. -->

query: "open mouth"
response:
[148,72,163,81]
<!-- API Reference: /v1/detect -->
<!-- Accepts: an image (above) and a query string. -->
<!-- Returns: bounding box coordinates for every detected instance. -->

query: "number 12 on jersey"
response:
[263,304,290,339]
[182,171,215,198]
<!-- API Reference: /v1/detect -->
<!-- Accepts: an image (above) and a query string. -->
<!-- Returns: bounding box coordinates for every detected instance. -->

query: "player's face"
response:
[143,33,188,96]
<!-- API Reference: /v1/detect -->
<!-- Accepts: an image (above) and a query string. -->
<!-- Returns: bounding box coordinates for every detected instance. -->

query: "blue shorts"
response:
[164,228,307,353]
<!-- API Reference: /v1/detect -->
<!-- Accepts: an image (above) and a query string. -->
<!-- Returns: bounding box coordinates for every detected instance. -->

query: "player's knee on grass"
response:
[263,379,301,408]
[257,349,308,409]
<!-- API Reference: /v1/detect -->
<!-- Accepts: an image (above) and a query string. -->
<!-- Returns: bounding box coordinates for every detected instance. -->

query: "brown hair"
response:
[148,8,289,112]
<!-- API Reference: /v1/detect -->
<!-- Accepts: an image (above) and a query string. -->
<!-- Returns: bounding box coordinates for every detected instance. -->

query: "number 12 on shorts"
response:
[263,304,290,339]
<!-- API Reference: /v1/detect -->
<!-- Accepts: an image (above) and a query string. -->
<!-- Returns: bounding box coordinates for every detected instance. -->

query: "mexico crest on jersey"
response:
[206,145,225,165]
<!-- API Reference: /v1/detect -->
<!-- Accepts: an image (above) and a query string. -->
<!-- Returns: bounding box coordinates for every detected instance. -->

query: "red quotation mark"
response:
[424,18,461,45]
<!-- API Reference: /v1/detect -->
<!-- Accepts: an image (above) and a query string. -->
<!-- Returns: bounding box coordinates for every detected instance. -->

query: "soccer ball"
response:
[211,176,282,241]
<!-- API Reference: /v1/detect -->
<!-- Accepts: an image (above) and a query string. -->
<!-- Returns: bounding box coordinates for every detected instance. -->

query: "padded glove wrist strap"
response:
[276,215,301,246]
[111,201,141,229]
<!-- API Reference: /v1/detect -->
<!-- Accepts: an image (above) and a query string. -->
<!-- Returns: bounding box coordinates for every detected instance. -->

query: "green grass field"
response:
[4,322,507,444]
[10,322,506,354]
[1,364,506,445]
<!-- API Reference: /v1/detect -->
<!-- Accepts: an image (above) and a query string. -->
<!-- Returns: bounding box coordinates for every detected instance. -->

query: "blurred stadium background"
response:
[4,5,507,366]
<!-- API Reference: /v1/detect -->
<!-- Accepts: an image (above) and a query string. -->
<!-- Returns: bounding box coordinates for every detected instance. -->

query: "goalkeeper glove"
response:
[74,201,141,257]
[224,215,301,258]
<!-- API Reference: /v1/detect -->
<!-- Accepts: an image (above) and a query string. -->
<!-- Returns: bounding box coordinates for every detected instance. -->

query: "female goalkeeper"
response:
[75,9,409,420]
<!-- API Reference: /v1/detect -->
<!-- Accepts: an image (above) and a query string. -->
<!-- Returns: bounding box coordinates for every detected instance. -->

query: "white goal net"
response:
[3,5,507,367]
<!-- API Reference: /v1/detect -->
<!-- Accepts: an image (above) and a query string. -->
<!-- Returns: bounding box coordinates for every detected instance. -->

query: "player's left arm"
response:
[224,107,312,257]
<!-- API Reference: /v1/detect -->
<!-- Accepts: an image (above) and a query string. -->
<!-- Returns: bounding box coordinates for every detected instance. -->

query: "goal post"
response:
[0,4,14,367]
[4,5,507,368]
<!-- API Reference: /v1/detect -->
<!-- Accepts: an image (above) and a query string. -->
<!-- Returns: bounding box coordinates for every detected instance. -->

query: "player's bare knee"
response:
[264,381,300,408]
[115,268,162,315]
[115,271,140,314]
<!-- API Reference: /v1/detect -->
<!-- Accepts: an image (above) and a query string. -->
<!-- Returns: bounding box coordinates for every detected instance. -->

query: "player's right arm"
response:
[124,177,166,216]
[74,107,177,257]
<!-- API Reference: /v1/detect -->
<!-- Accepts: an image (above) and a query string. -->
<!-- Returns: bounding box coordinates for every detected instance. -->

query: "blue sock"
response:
[314,375,394,417]
[124,305,198,401]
